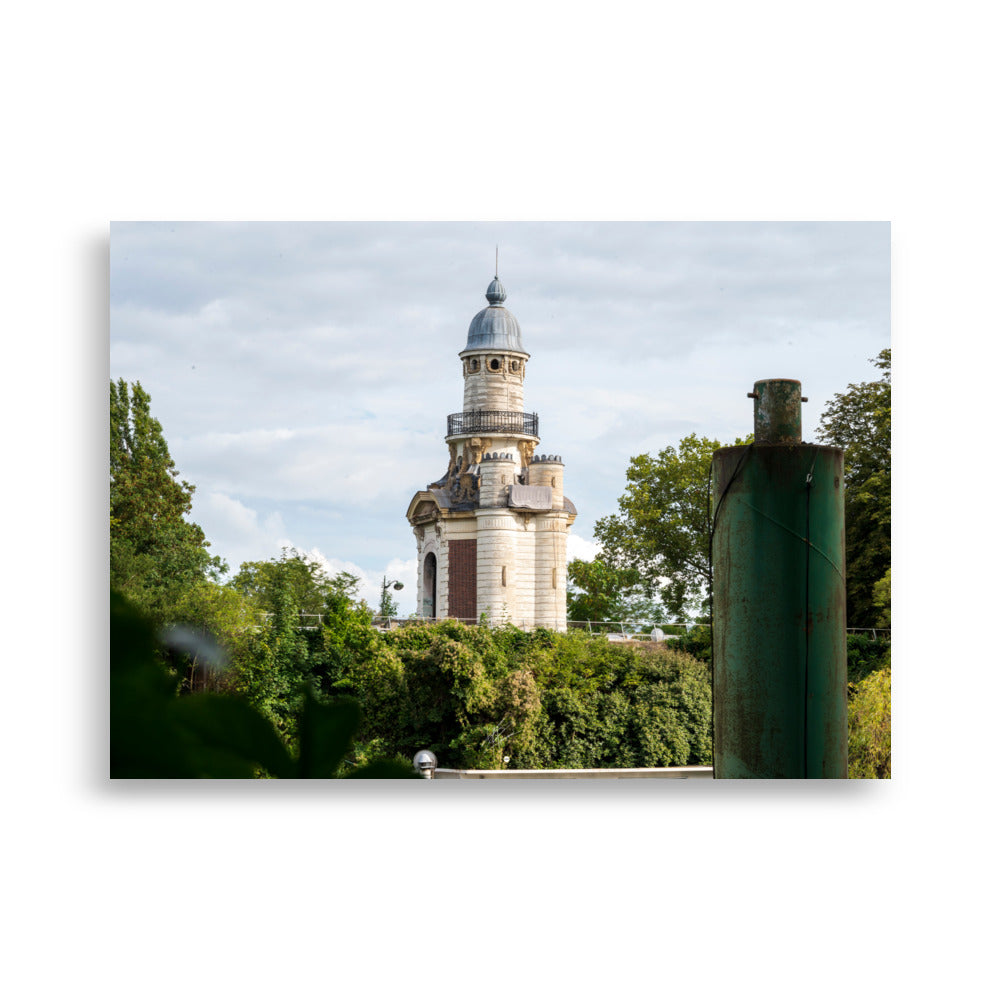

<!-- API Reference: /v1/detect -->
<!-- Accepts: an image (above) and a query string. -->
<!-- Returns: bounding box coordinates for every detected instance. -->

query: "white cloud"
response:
[566,533,601,564]
[196,492,290,571]
[290,547,419,616]
[205,492,261,535]
[113,222,889,592]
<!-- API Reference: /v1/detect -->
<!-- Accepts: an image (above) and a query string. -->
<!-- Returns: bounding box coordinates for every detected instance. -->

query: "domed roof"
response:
[464,276,526,353]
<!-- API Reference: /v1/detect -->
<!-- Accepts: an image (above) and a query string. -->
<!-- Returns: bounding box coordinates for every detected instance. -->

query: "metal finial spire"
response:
[485,268,507,305]
[495,245,499,278]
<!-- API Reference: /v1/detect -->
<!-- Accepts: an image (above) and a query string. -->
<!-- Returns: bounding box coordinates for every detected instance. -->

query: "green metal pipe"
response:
[712,380,847,778]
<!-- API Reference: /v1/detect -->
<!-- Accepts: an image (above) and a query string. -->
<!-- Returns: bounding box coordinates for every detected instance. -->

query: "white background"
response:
[5,2,993,997]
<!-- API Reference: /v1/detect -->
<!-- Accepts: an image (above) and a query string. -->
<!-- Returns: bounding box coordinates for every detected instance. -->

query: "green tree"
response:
[168,580,263,694]
[225,549,376,743]
[872,568,891,628]
[594,433,751,620]
[816,349,890,626]
[110,379,226,621]
[378,579,401,619]
[566,556,663,625]
[230,547,361,619]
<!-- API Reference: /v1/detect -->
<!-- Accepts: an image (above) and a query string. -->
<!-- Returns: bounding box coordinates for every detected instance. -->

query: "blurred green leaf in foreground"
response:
[110,589,416,779]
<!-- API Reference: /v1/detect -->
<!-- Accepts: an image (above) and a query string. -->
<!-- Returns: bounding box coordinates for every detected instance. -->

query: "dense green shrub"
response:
[292,619,715,770]
[165,553,881,776]
[669,625,713,665]
[121,538,716,773]
[848,652,891,778]
[847,633,891,684]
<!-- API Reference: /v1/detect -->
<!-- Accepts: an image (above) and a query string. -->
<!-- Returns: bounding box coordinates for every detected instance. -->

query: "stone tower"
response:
[406,275,576,629]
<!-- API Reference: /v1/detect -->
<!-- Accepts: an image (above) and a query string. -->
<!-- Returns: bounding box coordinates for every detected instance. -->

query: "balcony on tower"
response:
[446,409,539,438]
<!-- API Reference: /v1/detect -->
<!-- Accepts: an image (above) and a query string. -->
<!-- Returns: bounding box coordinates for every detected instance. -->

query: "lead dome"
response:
[465,276,525,353]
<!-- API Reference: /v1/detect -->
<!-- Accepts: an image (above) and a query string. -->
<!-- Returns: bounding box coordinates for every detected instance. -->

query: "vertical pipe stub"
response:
[750,378,806,445]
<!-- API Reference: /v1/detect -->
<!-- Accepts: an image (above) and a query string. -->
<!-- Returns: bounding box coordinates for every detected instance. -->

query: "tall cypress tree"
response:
[110,379,226,621]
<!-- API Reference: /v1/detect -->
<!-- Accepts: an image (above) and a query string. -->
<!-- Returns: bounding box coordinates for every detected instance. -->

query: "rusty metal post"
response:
[712,379,847,778]
[750,378,807,445]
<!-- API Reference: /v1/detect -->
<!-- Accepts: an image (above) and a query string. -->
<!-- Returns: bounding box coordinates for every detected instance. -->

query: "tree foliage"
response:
[816,349,891,625]
[594,433,752,620]
[566,556,663,625]
[843,633,890,777]
[378,582,401,620]
[320,620,714,770]
[846,632,891,685]
[230,547,362,618]
[872,567,891,628]
[218,551,378,746]
[110,379,225,621]
[848,651,891,779]
[167,580,262,694]
[110,589,414,778]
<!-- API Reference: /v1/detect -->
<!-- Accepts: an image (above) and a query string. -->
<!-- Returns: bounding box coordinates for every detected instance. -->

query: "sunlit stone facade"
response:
[405,276,575,629]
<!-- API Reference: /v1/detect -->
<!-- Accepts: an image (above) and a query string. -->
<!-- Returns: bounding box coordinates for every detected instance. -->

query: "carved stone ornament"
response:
[451,453,480,502]
[466,437,492,465]
[411,499,439,526]
[440,442,457,492]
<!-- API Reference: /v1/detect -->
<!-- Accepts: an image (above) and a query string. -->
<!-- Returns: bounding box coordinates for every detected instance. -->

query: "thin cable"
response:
[730,499,844,578]
[803,449,817,775]
[708,443,753,771]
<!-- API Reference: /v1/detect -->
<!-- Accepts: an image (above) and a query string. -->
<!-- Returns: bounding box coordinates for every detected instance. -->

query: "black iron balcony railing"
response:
[447,410,539,437]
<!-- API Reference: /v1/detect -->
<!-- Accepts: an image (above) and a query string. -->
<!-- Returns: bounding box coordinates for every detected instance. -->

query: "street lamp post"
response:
[380,576,404,622]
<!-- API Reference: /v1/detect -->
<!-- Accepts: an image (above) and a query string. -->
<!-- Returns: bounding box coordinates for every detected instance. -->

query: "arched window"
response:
[423,552,437,618]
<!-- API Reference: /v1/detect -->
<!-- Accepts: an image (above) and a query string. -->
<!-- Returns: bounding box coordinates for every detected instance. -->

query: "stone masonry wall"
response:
[475,510,520,625]
[462,353,528,412]
[533,516,569,630]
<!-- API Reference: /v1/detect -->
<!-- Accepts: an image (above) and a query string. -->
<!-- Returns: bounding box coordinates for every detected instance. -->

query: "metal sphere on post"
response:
[413,749,438,779]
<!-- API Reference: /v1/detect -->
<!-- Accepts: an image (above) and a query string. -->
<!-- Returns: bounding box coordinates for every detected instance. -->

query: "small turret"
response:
[479,452,519,507]
[527,454,564,509]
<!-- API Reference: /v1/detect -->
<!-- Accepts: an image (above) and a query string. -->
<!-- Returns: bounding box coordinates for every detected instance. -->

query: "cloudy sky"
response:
[110,221,889,614]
